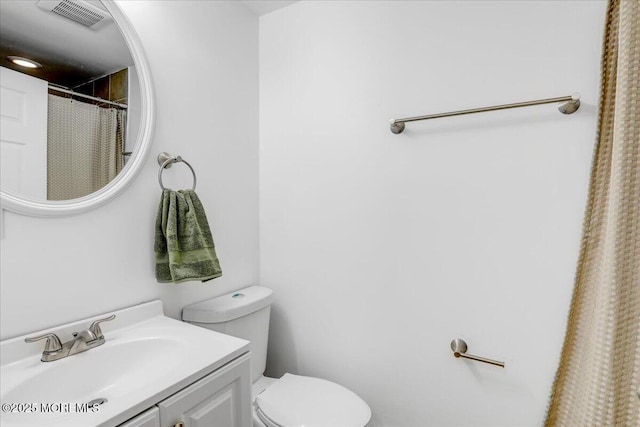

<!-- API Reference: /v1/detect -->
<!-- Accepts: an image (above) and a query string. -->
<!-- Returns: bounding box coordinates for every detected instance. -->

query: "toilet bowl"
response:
[252,374,370,427]
[183,286,371,427]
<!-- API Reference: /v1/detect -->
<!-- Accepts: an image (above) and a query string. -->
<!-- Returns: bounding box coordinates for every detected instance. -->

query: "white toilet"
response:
[182,286,372,427]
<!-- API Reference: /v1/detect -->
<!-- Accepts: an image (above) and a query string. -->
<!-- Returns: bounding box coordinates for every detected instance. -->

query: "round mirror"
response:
[0,0,154,216]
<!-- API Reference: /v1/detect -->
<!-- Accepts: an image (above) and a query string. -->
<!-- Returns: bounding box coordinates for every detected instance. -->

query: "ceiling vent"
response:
[36,0,111,29]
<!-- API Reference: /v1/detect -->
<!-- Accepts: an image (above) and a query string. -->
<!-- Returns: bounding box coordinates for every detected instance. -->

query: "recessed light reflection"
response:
[7,56,43,69]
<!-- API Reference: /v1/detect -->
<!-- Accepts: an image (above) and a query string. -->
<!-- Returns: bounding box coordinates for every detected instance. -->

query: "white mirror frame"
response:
[0,0,155,217]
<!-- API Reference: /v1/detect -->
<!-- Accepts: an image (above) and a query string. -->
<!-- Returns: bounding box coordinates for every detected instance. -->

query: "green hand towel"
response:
[155,189,222,283]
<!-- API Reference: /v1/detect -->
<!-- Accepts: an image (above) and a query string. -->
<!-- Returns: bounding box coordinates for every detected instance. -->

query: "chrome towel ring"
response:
[157,152,197,191]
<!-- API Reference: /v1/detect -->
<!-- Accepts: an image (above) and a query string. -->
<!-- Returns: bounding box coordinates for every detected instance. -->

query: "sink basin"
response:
[0,301,249,427]
[4,337,183,404]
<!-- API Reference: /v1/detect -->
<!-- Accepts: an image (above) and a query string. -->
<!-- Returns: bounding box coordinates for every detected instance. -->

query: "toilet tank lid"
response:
[182,286,273,323]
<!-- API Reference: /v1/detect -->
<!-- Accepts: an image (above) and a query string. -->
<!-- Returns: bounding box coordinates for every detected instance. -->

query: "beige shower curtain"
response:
[546,0,640,426]
[47,94,124,200]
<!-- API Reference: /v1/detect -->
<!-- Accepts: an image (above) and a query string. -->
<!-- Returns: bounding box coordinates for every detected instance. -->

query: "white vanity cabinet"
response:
[118,407,160,427]
[118,353,251,427]
[159,353,252,427]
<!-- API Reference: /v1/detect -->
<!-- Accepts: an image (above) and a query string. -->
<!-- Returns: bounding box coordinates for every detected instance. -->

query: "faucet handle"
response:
[25,333,63,354]
[88,314,116,339]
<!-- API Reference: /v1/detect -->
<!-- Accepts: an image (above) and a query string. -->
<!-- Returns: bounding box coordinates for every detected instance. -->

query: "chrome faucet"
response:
[25,314,116,362]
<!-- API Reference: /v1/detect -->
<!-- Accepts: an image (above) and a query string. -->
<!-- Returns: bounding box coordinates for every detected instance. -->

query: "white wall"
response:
[0,1,259,340]
[259,1,606,426]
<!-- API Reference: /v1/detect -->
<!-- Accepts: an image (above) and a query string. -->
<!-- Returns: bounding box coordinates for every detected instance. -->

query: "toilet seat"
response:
[254,373,371,427]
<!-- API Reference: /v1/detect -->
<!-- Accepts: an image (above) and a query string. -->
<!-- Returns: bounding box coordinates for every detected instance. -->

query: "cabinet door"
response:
[158,353,251,427]
[118,407,160,427]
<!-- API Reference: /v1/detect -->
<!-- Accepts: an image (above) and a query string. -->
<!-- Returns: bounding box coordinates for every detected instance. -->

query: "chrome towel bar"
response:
[157,152,197,191]
[390,93,581,134]
[450,338,505,368]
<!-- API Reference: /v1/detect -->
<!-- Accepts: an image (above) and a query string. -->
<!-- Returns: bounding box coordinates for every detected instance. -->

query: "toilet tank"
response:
[182,286,273,383]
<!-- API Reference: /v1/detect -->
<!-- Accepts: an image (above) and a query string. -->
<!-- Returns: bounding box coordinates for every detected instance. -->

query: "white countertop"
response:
[0,300,249,427]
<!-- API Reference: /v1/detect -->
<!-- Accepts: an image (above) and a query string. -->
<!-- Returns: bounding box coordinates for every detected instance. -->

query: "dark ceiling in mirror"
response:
[0,0,133,88]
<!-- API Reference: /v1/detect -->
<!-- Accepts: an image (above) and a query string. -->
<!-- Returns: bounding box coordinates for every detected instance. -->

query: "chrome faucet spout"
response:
[74,329,98,342]
[68,329,102,356]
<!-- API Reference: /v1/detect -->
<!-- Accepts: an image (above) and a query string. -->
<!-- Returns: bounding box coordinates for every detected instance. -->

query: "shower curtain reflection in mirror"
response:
[47,94,125,200]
